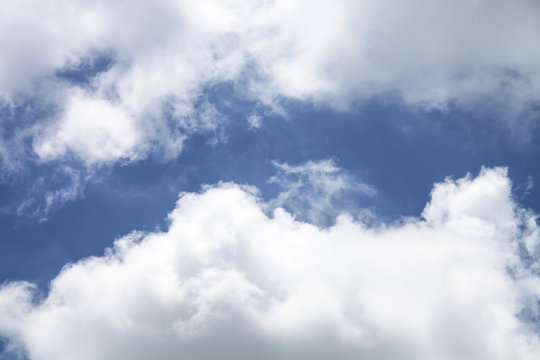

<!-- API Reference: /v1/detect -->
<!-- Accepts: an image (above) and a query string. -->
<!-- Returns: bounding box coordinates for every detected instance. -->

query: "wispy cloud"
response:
[268,159,376,225]
[15,166,86,221]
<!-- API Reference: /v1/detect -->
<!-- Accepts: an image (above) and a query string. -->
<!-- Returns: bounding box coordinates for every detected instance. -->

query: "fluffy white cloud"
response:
[1,167,539,360]
[1,0,539,166]
[33,93,144,165]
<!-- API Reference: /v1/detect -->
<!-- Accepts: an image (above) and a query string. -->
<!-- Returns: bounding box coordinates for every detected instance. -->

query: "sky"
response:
[0,0,540,359]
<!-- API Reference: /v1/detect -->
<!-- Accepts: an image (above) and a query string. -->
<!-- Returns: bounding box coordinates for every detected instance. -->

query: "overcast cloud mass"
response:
[1,0,540,359]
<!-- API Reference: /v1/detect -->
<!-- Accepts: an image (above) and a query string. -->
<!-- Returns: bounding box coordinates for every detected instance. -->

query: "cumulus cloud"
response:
[0,0,539,168]
[1,167,539,360]
[33,93,144,165]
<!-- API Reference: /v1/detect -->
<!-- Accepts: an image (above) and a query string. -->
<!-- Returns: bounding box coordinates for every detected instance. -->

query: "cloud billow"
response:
[1,167,539,360]
[0,0,539,169]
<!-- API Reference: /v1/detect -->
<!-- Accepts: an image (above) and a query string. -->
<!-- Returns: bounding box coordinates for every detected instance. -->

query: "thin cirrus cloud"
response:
[268,159,377,225]
[0,0,539,169]
[1,167,539,360]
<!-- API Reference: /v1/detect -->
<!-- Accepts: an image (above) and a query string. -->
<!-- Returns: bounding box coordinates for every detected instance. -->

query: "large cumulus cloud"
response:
[0,0,539,168]
[1,167,539,360]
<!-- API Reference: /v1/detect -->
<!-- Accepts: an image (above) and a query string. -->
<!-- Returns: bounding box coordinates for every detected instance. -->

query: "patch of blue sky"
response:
[54,54,115,87]
[1,90,540,290]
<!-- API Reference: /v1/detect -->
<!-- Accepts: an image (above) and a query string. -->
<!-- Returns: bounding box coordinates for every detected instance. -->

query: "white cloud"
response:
[1,167,539,360]
[33,93,144,165]
[1,0,539,167]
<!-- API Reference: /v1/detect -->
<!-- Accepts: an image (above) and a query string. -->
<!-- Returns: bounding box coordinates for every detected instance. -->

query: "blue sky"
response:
[2,96,539,287]
[1,1,540,359]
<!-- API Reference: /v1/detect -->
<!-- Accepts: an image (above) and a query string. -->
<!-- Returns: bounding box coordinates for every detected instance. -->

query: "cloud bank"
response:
[1,0,539,168]
[1,167,539,360]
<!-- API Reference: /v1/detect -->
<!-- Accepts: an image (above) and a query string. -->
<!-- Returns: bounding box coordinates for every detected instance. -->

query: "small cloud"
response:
[524,175,534,197]
[268,159,376,225]
[247,113,262,129]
